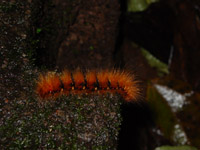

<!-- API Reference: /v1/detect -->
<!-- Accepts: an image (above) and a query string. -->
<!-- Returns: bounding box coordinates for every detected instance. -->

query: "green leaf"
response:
[128,0,148,12]
[155,145,198,150]
[146,0,159,5]
[36,28,42,34]
[128,0,159,12]
[147,84,176,140]
[89,46,94,50]
[141,48,169,75]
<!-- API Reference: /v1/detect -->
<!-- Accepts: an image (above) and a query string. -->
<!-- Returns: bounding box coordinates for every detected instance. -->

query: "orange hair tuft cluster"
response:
[36,69,140,102]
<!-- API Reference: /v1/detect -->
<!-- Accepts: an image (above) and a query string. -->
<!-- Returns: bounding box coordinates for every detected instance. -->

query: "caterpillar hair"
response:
[36,69,140,102]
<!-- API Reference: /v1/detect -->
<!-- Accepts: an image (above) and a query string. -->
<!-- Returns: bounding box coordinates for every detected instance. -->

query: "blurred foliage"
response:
[177,93,200,148]
[141,48,169,76]
[147,79,199,148]
[147,84,176,141]
[128,0,159,12]
[155,145,198,150]
[151,75,200,148]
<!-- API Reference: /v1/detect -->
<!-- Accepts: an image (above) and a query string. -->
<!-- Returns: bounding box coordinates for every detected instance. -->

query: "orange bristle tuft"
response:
[107,70,120,89]
[36,72,61,98]
[85,71,97,90]
[118,71,139,101]
[73,70,85,90]
[97,70,109,90]
[60,70,72,91]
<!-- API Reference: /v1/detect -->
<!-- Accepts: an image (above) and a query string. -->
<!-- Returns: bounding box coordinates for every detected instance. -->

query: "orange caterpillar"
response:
[36,70,139,102]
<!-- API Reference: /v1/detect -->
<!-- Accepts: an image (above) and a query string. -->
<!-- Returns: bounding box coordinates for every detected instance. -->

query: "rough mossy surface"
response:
[0,95,122,149]
[0,0,34,100]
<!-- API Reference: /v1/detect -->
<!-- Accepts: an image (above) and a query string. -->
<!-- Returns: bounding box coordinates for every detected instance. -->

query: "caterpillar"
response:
[36,69,140,102]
